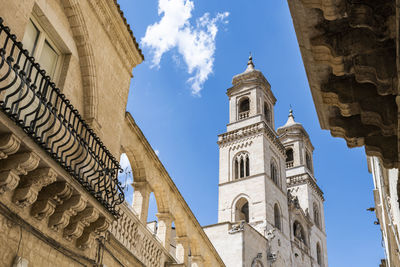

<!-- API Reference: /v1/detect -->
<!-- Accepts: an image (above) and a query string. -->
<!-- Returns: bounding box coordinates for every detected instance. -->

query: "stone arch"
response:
[274,202,282,231]
[61,0,98,129]
[232,194,251,223]
[123,146,147,182]
[232,150,250,180]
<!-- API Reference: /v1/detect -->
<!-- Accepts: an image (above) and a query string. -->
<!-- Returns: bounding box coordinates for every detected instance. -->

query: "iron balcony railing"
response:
[0,17,123,217]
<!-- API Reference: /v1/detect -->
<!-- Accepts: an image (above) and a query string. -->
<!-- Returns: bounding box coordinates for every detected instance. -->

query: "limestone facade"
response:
[204,58,328,267]
[0,1,224,266]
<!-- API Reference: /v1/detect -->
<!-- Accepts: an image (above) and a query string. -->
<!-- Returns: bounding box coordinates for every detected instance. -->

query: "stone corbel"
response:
[0,152,40,194]
[63,206,99,241]
[12,168,57,207]
[48,194,87,232]
[0,134,20,159]
[31,182,73,220]
[76,216,110,249]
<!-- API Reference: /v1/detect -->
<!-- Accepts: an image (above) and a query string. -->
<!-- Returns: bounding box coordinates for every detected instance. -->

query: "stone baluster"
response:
[132,181,150,223]
[156,212,173,248]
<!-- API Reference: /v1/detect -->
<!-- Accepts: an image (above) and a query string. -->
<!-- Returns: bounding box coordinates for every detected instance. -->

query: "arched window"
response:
[286,148,294,168]
[293,221,306,244]
[313,203,320,228]
[274,203,281,230]
[264,102,270,124]
[316,242,322,265]
[306,151,313,171]
[238,97,250,119]
[234,152,250,179]
[235,198,249,223]
[270,160,279,187]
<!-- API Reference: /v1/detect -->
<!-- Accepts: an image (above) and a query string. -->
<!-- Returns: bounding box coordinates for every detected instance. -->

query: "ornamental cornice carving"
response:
[287,174,324,200]
[87,0,143,72]
[219,122,285,154]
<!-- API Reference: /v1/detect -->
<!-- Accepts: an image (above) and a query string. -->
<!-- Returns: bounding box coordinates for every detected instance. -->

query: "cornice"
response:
[218,121,285,155]
[88,0,144,73]
[287,173,324,201]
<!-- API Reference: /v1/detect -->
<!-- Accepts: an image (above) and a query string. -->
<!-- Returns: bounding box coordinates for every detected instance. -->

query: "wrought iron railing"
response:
[0,17,123,217]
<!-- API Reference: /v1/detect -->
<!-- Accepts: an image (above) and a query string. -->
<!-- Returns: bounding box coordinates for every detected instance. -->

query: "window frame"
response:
[22,16,63,82]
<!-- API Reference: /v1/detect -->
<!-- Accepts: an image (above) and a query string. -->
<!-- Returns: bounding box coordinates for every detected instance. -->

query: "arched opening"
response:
[234,197,249,223]
[293,221,306,244]
[316,242,322,265]
[238,97,250,119]
[147,192,158,232]
[118,153,134,204]
[306,151,313,171]
[234,152,250,180]
[264,102,270,124]
[270,159,279,187]
[286,148,294,168]
[274,203,281,230]
[313,203,320,228]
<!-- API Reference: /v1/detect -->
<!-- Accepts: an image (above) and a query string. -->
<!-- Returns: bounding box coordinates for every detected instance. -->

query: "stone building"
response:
[0,0,225,266]
[286,0,400,266]
[204,57,328,267]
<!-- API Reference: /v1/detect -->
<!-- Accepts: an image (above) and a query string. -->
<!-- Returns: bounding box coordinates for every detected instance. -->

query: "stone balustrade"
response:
[238,111,249,120]
[286,161,294,168]
[109,202,174,266]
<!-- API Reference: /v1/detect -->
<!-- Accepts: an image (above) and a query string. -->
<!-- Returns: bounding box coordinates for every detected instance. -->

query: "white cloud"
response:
[141,0,229,95]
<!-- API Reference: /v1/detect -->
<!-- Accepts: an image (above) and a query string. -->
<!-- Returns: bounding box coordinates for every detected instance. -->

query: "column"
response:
[156,212,173,248]
[132,181,150,223]
[175,236,190,266]
[191,255,204,267]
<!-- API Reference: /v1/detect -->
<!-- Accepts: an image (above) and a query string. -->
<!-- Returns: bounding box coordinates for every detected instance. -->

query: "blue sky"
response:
[117,0,384,266]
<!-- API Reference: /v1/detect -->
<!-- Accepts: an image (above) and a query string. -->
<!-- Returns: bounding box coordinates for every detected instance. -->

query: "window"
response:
[234,152,250,179]
[274,203,281,230]
[235,198,249,223]
[22,18,61,80]
[238,97,250,119]
[293,221,306,244]
[264,102,270,123]
[270,159,279,187]
[239,97,250,112]
[306,151,313,171]
[316,243,322,265]
[286,148,294,162]
[313,203,320,228]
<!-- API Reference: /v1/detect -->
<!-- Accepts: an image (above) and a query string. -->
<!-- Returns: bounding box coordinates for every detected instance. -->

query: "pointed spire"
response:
[284,107,297,127]
[245,53,255,72]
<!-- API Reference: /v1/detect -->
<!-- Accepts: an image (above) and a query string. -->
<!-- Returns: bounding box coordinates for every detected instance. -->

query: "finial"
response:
[246,52,255,72]
[289,105,294,118]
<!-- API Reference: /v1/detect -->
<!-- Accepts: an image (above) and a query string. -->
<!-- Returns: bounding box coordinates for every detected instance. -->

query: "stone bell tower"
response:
[277,110,328,267]
[217,56,290,239]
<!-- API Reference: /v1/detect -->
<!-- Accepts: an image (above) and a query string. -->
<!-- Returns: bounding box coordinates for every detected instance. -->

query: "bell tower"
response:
[217,56,290,239]
[277,110,328,267]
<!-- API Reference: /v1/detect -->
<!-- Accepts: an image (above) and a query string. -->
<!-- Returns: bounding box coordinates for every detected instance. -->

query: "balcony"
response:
[238,111,249,120]
[286,161,294,168]
[0,17,123,217]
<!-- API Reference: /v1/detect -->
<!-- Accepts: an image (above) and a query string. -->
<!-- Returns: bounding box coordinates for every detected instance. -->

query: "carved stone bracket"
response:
[13,168,57,207]
[0,134,20,159]
[63,206,99,241]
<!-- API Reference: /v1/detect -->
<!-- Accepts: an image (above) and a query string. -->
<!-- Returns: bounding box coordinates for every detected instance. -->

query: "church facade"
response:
[204,57,328,267]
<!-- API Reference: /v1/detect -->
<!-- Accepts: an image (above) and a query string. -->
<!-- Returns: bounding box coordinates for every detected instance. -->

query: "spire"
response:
[283,107,297,127]
[245,53,255,72]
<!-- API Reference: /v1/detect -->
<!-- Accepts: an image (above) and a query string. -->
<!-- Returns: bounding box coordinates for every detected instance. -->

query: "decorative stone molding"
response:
[13,168,57,207]
[287,174,324,200]
[218,121,285,154]
[64,206,99,241]
[287,0,399,170]
[0,134,20,159]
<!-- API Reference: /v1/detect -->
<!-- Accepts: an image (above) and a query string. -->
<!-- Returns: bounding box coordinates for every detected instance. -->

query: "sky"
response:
[117,0,384,266]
